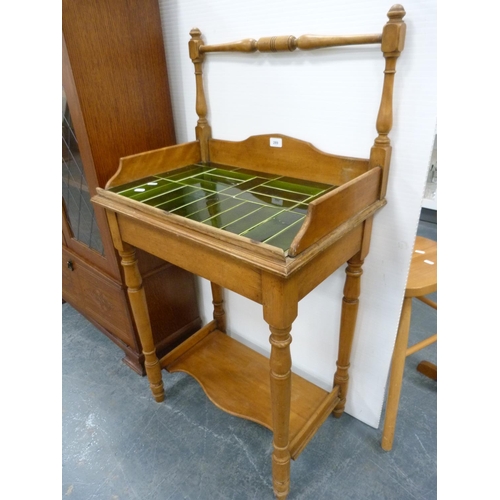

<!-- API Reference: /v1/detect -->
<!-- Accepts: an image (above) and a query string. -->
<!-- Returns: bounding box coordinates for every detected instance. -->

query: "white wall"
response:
[158,0,437,428]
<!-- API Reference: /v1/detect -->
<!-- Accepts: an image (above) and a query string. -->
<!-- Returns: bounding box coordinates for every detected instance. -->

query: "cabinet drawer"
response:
[62,250,82,304]
[62,248,136,347]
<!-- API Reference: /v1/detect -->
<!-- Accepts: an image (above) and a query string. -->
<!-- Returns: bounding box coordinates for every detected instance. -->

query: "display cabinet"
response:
[62,0,201,374]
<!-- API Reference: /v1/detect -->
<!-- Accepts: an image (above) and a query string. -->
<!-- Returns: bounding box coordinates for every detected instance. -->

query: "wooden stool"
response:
[381,236,437,451]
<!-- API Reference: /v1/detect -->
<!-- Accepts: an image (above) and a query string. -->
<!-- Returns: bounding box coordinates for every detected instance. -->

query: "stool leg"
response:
[381,296,412,451]
[417,360,437,381]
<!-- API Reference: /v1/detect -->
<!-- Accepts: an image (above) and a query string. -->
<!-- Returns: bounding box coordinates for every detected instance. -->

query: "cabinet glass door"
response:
[62,88,104,255]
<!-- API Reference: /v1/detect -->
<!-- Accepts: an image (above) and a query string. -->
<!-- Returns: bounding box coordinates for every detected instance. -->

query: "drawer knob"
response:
[67,260,74,271]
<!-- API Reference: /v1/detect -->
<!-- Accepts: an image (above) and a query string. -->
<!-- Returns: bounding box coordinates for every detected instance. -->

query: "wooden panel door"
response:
[62,0,202,374]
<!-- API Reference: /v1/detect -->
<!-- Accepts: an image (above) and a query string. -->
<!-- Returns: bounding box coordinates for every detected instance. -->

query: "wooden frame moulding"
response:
[96,145,382,264]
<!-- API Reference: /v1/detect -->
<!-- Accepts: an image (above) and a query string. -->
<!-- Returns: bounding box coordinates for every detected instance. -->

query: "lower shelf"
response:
[164,327,339,459]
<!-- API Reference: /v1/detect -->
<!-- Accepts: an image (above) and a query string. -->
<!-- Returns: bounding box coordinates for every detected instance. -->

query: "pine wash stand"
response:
[93,5,406,499]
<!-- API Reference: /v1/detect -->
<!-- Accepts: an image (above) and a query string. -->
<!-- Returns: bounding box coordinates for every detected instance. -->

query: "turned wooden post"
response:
[189,28,212,162]
[370,4,406,198]
[263,274,298,500]
[104,210,165,402]
[381,296,412,450]
[199,34,383,54]
[119,243,165,402]
[333,253,364,418]
[269,324,292,499]
[210,282,226,333]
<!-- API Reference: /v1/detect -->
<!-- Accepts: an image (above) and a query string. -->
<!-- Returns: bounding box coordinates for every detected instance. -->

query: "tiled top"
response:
[109,163,336,252]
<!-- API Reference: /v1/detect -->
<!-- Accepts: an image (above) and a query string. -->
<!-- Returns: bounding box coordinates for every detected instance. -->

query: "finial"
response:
[190,28,202,39]
[387,4,406,22]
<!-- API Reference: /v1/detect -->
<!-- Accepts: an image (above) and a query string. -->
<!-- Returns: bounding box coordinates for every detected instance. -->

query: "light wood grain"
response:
[333,253,364,418]
[262,274,298,499]
[159,320,217,368]
[289,167,381,256]
[294,224,363,301]
[200,38,258,53]
[199,33,382,54]
[406,334,437,357]
[210,135,369,186]
[116,212,264,303]
[416,295,437,309]
[296,33,382,49]
[210,282,226,332]
[92,6,408,497]
[370,4,406,198]
[381,236,437,451]
[381,295,412,450]
[416,361,437,381]
[119,243,165,402]
[106,142,201,189]
[165,330,329,446]
[189,28,212,162]
[289,388,339,459]
[406,236,437,297]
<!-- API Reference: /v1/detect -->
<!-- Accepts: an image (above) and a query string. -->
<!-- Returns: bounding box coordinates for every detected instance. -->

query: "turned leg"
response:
[381,296,412,450]
[268,324,292,499]
[210,282,226,332]
[333,254,364,418]
[263,275,297,500]
[119,244,165,402]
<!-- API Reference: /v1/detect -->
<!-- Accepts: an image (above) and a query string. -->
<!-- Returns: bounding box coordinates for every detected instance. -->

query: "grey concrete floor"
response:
[62,218,437,500]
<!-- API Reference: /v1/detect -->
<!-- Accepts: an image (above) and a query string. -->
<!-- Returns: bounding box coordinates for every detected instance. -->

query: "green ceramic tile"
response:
[264,219,306,251]
[176,195,240,221]
[142,185,199,208]
[234,190,301,210]
[177,173,240,192]
[157,165,215,181]
[188,198,248,228]
[289,203,309,216]
[222,206,282,235]
[202,201,263,229]
[109,175,161,194]
[111,161,337,252]
[233,168,280,180]
[204,162,240,171]
[263,178,326,196]
[248,185,310,203]
[209,168,256,182]
[240,211,305,243]
[220,177,269,196]
[278,176,334,191]
[128,180,185,202]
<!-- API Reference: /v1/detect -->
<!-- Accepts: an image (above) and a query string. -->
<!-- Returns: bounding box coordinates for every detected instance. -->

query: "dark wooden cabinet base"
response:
[63,247,201,375]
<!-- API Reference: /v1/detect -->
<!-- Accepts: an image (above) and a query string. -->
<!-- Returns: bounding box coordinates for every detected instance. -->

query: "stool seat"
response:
[381,235,437,451]
[406,236,437,297]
